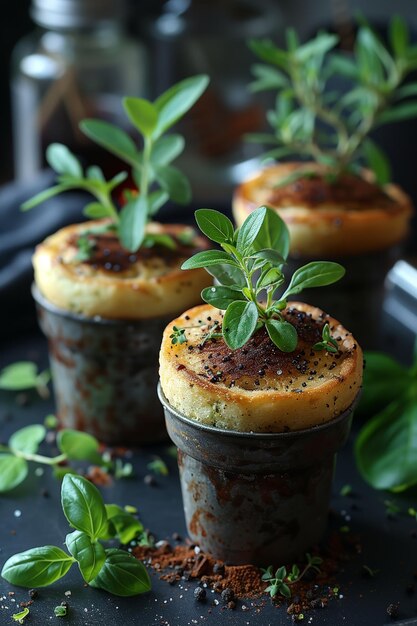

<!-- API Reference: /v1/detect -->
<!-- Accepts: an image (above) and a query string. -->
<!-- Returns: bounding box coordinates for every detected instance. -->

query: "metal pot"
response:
[158,383,357,566]
[33,284,172,445]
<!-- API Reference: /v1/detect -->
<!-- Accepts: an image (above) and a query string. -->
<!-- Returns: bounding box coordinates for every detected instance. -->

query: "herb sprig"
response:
[0,361,50,398]
[1,474,151,596]
[21,75,209,252]
[261,553,323,599]
[247,16,417,184]
[355,341,417,492]
[181,206,344,351]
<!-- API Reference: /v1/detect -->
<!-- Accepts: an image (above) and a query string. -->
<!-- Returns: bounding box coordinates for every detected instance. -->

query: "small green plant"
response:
[261,553,323,599]
[0,361,50,398]
[247,15,417,184]
[54,605,68,617]
[313,323,339,353]
[0,423,129,493]
[12,608,30,623]
[355,341,417,492]
[147,457,169,476]
[1,474,151,596]
[181,205,344,351]
[21,75,209,252]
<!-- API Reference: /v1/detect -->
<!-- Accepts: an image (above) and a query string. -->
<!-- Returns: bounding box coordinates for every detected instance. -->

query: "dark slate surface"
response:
[1,329,417,626]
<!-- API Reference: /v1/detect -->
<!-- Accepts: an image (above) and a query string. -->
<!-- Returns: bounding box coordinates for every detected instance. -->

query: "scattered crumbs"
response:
[13,510,22,518]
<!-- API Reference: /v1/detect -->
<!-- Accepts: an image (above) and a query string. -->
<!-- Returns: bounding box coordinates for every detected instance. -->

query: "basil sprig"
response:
[355,342,417,492]
[181,205,344,351]
[21,75,209,252]
[1,474,151,596]
[247,16,417,184]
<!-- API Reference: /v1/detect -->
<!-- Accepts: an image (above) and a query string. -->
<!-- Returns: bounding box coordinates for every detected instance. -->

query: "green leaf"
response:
[248,39,288,69]
[257,267,284,289]
[236,205,267,253]
[251,248,286,266]
[0,455,28,492]
[355,400,417,490]
[195,209,234,244]
[80,119,139,166]
[330,53,359,79]
[249,64,289,92]
[87,165,105,182]
[389,15,409,58]
[154,164,191,204]
[378,102,417,125]
[279,582,292,598]
[119,195,148,252]
[357,351,410,416]
[148,190,169,216]
[12,607,30,622]
[201,285,246,310]
[266,319,298,352]
[54,606,67,617]
[282,261,345,298]
[9,425,46,454]
[295,32,338,62]
[46,143,82,178]
[83,202,110,219]
[20,185,73,211]
[275,565,287,580]
[181,250,239,270]
[104,505,144,544]
[57,429,102,464]
[222,301,259,350]
[206,264,246,287]
[153,74,209,137]
[90,548,151,596]
[123,97,158,138]
[0,362,39,390]
[61,474,108,541]
[66,530,106,583]
[151,134,185,165]
[1,546,74,587]
[362,139,391,185]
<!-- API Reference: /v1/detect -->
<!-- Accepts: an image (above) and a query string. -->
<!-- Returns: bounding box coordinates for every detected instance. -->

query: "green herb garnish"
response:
[355,341,417,492]
[261,552,323,599]
[181,205,344,351]
[313,323,339,353]
[0,361,50,398]
[247,15,417,183]
[1,475,150,596]
[147,457,169,476]
[12,608,30,623]
[54,605,67,617]
[21,75,209,253]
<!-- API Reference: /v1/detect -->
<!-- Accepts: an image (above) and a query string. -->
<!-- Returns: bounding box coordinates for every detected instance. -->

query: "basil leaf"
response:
[83,203,110,219]
[104,505,144,544]
[251,248,286,265]
[1,546,74,587]
[206,264,246,287]
[46,143,82,178]
[80,119,139,167]
[66,530,106,583]
[257,267,283,289]
[61,474,108,541]
[153,74,209,137]
[357,351,411,416]
[90,548,151,596]
[195,209,234,244]
[236,206,267,253]
[266,319,298,352]
[57,429,102,464]
[119,195,148,252]
[9,425,46,454]
[201,285,245,310]
[154,164,191,205]
[181,250,239,270]
[251,207,290,260]
[355,400,417,491]
[0,455,28,492]
[282,261,345,298]
[223,301,258,349]
[150,134,185,165]
[123,98,158,138]
[0,362,39,390]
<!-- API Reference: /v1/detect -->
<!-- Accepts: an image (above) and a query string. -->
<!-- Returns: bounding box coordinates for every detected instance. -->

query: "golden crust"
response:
[159,302,363,433]
[232,162,413,257]
[33,220,212,319]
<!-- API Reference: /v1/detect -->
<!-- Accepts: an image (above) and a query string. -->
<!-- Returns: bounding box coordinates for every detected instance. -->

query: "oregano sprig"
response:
[181,206,344,351]
[247,15,417,184]
[21,75,209,253]
[261,552,323,599]
[1,474,151,597]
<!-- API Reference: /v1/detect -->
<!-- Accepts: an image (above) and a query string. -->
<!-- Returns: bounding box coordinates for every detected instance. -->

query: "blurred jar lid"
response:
[31,0,127,30]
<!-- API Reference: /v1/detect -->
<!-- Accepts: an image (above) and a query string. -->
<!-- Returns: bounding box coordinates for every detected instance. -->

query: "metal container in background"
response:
[158,383,357,566]
[33,285,170,445]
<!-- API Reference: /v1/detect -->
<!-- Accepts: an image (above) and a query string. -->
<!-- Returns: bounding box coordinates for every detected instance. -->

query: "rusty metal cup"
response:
[158,383,357,566]
[33,284,173,445]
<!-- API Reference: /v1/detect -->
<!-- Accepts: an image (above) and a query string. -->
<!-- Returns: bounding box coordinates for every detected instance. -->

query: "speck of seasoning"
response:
[386,602,400,618]
[221,588,235,603]
[194,587,206,602]
[185,315,190,320]
[213,563,225,576]
[28,590,38,599]
[277,369,283,375]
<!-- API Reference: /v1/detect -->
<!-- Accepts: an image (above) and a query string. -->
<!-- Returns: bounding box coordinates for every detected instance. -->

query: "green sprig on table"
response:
[1,474,151,597]
[21,75,209,252]
[355,342,417,492]
[261,553,323,599]
[181,205,345,351]
[0,361,50,398]
[247,15,417,184]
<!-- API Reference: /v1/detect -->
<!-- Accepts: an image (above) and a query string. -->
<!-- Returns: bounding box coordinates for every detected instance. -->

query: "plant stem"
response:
[14,451,68,466]
[140,137,152,218]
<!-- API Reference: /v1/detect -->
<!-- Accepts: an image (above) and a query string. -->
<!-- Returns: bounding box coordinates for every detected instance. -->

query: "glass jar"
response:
[11,0,149,182]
